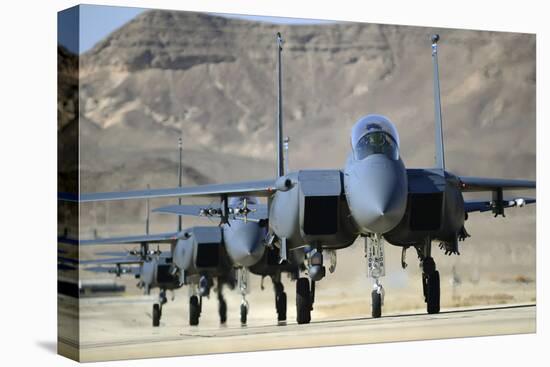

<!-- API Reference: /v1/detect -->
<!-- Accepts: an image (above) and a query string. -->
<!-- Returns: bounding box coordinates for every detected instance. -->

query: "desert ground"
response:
[58,293,535,362]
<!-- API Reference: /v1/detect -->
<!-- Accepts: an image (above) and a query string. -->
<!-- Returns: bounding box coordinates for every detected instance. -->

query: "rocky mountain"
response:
[67,9,535,227]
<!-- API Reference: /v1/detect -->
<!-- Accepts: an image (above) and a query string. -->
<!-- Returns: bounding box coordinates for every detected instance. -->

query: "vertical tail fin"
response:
[276,32,285,177]
[177,138,183,232]
[431,34,446,172]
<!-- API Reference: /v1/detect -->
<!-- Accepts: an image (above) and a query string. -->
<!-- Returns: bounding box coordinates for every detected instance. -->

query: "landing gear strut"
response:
[238,268,249,326]
[365,234,385,318]
[272,274,287,323]
[418,239,440,314]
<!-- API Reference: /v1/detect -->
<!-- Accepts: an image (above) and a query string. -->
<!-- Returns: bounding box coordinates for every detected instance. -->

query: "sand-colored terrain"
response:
[58,294,535,362]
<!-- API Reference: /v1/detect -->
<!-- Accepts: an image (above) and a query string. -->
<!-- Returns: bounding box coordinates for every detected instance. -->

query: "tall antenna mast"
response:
[276,32,285,177]
[283,136,290,174]
[431,34,446,172]
[145,184,150,235]
[177,137,183,232]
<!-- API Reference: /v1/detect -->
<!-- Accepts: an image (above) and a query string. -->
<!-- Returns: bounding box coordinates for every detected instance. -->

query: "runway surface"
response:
[59,302,535,362]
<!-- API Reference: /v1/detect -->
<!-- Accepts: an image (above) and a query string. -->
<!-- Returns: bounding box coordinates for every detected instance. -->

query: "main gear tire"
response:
[189,296,200,326]
[296,278,311,324]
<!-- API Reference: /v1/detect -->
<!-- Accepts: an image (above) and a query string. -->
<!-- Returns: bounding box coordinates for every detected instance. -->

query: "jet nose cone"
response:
[346,155,407,234]
[224,221,266,267]
[363,193,405,233]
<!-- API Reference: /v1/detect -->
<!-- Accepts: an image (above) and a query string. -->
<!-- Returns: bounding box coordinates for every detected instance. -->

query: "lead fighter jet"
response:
[65,33,535,322]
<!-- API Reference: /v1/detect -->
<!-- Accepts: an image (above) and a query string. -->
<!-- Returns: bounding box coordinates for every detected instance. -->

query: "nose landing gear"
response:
[365,234,385,318]
[238,268,249,326]
[152,289,168,327]
[371,279,384,318]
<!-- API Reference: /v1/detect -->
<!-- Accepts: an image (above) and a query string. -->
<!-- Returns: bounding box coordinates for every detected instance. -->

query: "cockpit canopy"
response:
[351,114,400,161]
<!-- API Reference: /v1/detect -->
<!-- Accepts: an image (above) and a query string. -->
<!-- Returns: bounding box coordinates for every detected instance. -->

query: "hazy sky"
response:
[58,4,334,54]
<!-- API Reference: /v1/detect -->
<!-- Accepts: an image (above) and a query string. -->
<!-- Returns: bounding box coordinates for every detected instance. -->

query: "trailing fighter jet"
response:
[70,140,305,327]
[78,227,237,327]
[63,33,535,322]
[153,196,313,325]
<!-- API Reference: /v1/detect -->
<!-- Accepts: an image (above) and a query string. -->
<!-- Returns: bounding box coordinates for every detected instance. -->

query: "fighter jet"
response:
[64,33,535,322]
[151,132,311,324]
[79,226,237,327]
[64,143,240,327]
[71,141,302,326]
[154,196,311,325]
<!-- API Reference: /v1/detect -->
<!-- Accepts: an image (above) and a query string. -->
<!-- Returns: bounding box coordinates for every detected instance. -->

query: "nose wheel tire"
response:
[240,303,248,325]
[189,295,200,326]
[276,291,287,321]
[152,303,161,327]
[296,278,311,324]
[371,290,382,318]
[426,270,440,314]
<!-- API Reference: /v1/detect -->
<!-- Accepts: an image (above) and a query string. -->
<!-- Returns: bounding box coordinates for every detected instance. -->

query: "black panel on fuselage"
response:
[196,243,220,268]
[156,264,176,284]
[409,192,443,231]
[303,196,339,235]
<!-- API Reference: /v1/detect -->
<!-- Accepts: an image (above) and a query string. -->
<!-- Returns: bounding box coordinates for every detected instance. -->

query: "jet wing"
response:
[458,176,535,192]
[80,257,143,265]
[464,197,535,213]
[95,251,133,257]
[153,205,206,217]
[58,236,79,246]
[153,204,269,221]
[83,266,136,274]
[58,256,78,265]
[79,232,180,246]
[59,255,143,267]
[58,263,77,271]
[60,179,277,203]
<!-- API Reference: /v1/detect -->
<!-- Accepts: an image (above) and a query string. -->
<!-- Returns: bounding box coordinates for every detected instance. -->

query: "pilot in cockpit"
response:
[351,115,400,161]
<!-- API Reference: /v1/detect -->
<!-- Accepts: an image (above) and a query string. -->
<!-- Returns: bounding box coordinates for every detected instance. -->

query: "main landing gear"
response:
[417,239,440,314]
[273,275,287,324]
[189,276,209,326]
[152,289,168,327]
[188,276,230,326]
[296,277,315,324]
[189,294,202,326]
[365,234,385,318]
